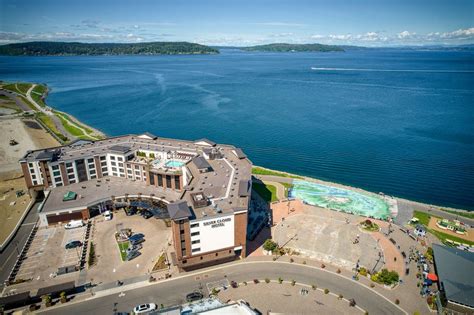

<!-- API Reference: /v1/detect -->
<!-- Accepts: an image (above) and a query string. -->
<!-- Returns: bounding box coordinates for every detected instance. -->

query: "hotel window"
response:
[31,174,36,179]
[87,158,94,163]
[53,170,60,177]
[110,156,116,160]
[51,165,59,170]
[32,180,38,185]
[66,162,73,168]
[135,165,139,170]
[102,172,108,176]
[191,240,200,244]
[118,163,124,168]
[68,174,75,179]
[101,161,107,167]
[54,176,61,182]
[28,163,34,168]
[100,156,106,161]
[112,172,118,177]
[128,175,133,179]
[111,161,116,166]
[166,175,172,188]
[127,169,132,174]
[174,176,180,189]
[117,157,123,162]
[191,231,200,236]
[192,248,200,253]
[190,223,199,228]
[120,173,125,178]
[112,167,117,172]
[158,174,163,186]
[90,169,96,175]
[56,182,63,187]
[69,179,76,184]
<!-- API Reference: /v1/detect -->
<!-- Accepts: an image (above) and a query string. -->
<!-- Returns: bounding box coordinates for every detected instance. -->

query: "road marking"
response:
[21,222,37,226]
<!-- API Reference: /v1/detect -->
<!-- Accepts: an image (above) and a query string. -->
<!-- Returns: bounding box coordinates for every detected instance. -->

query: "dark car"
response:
[230,281,238,288]
[186,291,203,302]
[141,210,153,219]
[124,208,136,216]
[65,240,82,249]
[126,250,141,261]
[129,233,144,241]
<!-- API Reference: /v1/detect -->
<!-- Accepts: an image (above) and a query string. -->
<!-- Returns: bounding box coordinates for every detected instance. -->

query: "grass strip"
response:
[252,167,303,179]
[118,241,129,261]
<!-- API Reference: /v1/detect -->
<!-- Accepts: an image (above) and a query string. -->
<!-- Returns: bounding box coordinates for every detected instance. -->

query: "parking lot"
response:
[9,225,86,293]
[86,210,172,285]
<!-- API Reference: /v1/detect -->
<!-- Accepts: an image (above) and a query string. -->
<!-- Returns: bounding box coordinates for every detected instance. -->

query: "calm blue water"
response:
[1,49,473,209]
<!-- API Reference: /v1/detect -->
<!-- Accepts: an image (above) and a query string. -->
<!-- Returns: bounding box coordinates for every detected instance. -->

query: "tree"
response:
[263,239,278,252]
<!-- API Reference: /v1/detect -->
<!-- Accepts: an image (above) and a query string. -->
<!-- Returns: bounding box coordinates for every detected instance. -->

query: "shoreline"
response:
[2,80,471,214]
[252,166,472,214]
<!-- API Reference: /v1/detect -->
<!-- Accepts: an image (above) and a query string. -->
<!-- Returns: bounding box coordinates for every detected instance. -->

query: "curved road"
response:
[42,261,405,315]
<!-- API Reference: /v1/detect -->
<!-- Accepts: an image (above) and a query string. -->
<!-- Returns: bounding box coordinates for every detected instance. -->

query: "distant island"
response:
[241,43,344,52]
[0,41,219,56]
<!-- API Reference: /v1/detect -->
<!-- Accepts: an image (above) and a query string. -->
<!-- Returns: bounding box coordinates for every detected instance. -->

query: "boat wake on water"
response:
[310,67,474,73]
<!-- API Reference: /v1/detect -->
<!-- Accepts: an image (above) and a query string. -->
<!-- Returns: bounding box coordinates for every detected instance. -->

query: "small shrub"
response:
[211,288,220,296]
[42,295,52,307]
[370,283,375,288]
[324,288,329,294]
[243,281,247,286]
[338,294,343,300]
[29,304,37,311]
[359,267,368,277]
[395,299,400,305]
[253,279,259,284]
[365,311,369,315]
[263,239,278,252]
[272,257,277,261]
[321,263,326,268]
[291,280,296,286]
[60,291,67,303]
[278,277,283,284]
[265,278,270,283]
[337,269,341,274]
[302,260,306,265]
[290,258,294,263]
[312,284,316,290]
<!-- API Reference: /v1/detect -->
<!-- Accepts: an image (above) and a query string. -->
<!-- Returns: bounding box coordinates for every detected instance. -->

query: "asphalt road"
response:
[0,201,40,290]
[42,261,404,315]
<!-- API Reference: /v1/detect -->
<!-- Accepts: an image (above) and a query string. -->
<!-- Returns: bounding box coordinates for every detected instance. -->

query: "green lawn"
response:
[252,182,278,202]
[118,241,129,261]
[31,85,47,107]
[252,167,303,179]
[412,210,439,226]
[36,113,68,142]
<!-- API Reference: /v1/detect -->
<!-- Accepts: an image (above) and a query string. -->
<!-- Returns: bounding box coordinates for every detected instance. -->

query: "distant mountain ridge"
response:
[241,43,344,52]
[0,41,219,56]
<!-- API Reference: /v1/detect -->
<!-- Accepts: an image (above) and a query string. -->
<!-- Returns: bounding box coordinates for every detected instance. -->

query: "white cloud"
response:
[252,22,307,27]
[397,30,415,39]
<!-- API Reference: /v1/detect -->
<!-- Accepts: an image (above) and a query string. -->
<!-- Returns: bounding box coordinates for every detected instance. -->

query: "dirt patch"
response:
[0,177,31,245]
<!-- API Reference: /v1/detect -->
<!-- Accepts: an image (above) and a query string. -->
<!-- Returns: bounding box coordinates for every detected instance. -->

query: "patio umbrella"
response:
[426,273,438,281]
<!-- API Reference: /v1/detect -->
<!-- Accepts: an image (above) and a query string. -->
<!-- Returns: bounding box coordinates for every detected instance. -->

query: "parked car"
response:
[133,303,156,314]
[124,207,136,216]
[141,210,153,219]
[186,291,203,302]
[127,250,141,261]
[126,244,143,253]
[129,233,145,242]
[65,240,82,249]
[64,220,84,229]
[130,238,145,246]
[103,210,112,221]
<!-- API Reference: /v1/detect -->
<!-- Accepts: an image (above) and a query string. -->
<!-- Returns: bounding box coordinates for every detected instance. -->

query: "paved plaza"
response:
[273,204,382,271]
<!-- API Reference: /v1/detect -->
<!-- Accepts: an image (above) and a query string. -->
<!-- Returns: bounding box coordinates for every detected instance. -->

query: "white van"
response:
[103,210,112,221]
[64,220,84,229]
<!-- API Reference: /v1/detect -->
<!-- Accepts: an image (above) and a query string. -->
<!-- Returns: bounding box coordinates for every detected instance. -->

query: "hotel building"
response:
[19,133,252,270]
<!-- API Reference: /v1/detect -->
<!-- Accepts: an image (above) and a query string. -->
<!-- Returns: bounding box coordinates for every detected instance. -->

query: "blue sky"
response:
[0,0,473,46]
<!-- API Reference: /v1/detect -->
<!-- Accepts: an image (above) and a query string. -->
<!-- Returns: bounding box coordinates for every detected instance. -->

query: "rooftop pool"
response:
[289,180,390,220]
[165,160,185,168]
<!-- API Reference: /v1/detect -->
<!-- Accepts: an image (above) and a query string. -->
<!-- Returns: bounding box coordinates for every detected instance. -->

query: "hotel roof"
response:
[432,244,474,308]
[167,201,193,220]
[27,133,252,220]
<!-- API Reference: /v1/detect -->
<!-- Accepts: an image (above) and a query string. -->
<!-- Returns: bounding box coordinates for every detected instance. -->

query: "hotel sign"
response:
[203,217,232,228]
